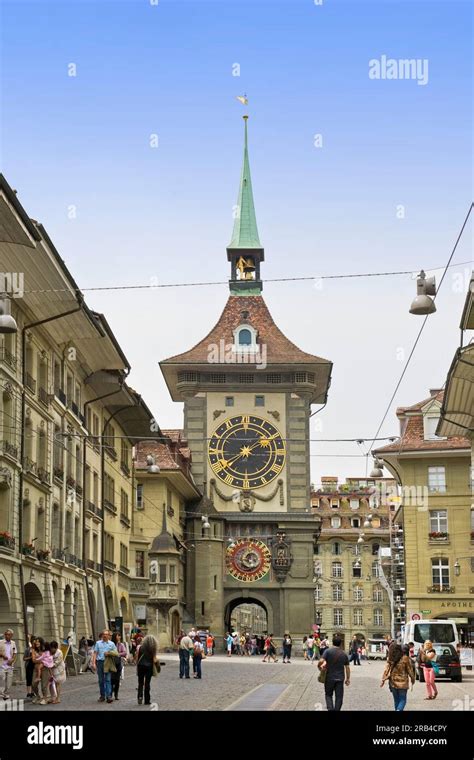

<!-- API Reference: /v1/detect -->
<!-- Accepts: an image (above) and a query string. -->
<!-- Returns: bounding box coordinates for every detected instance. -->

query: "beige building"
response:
[129,432,201,649]
[0,175,161,666]
[310,476,394,647]
[375,389,473,634]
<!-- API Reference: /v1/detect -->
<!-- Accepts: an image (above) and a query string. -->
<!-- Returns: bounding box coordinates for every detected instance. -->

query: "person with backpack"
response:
[417,640,438,700]
[380,642,415,711]
[192,635,204,679]
[318,635,350,711]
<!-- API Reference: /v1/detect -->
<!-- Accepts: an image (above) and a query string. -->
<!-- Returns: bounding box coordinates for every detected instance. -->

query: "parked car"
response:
[416,644,462,683]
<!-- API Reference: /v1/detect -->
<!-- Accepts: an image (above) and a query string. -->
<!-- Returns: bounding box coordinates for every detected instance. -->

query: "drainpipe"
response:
[18,305,82,645]
[82,379,125,640]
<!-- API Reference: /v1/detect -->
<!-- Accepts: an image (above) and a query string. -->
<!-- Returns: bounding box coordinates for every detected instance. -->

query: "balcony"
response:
[76,484,83,498]
[427,584,455,593]
[53,466,64,483]
[52,548,66,561]
[104,559,116,571]
[120,514,131,528]
[70,401,79,417]
[37,467,51,486]
[0,346,16,370]
[38,387,49,408]
[0,533,15,552]
[66,476,77,489]
[105,446,117,461]
[65,553,84,569]
[55,388,67,406]
[87,559,103,573]
[120,461,130,477]
[104,499,117,514]
[23,457,37,477]
[148,582,179,605]
[1,440,18,460]
[36,549,50,562]
[25,373,36,394]
[86,501,103,519]
[120,564,130,575]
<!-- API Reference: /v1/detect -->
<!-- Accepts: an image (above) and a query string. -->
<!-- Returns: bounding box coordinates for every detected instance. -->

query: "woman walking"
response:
[380,643,415,711]
[418,640,438,700]
[262,634,277,663]
[49,641,66,704]
[135,635,160,705]
[23,634,35,700]
[111,633,127,700]
[31,637,49,704]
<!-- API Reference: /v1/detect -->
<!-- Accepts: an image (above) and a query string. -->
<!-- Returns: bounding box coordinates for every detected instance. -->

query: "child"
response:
[49,641,66,704]
[35,642,55,705]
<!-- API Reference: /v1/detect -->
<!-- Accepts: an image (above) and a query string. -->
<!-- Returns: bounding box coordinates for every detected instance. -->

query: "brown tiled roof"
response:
[161,429,185,443]
[161,295,331,366]
[374,389,470,454]
[134,440,191,473]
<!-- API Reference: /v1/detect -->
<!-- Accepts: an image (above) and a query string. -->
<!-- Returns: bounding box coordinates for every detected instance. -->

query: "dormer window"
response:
[233,323,258,350]
[424,414,445,440]
[238,329,252,346]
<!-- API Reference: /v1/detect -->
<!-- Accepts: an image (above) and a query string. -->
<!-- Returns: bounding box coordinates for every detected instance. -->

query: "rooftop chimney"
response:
[429,388,443,398]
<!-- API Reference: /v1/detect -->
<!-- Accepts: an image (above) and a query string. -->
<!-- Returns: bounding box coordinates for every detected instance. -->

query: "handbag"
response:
[152,662,160,677]
[318,668,326,683]
[432,662,440,676]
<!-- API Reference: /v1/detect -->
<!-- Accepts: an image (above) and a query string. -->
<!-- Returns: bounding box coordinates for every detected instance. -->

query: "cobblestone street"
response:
[7,656,473,712]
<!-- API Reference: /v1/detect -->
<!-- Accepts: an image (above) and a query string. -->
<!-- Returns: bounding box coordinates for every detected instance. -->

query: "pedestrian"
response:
[349,636,361,666]
[193,635,204,679]
[225,632,233,657]
[318,635,351,712]
[23,634,35,700]
[206,632,213,657]
[91,629,116,704]
[135,634,160,705]
[319,637,329,656]
[302,635,308,660]
[111,632,127,700]
[311,636,321,662]
[417,640,438,700]
[263,633,277,662]
[49,641,66,704]
[381,642,415,711]
[34,642,55,705]
[31,637,46,704]
[179,631,193,678]
[0,628,17,701]
[282,633,292,663]
[305,634,314,662]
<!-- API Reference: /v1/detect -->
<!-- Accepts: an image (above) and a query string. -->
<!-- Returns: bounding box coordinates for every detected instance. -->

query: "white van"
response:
[402,620,458,655]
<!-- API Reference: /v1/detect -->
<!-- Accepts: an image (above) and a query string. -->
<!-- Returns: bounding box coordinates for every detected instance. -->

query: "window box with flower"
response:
[428,531,448,540]
[21,542,35,556]
[0,531,15,550]
[36,549,50,562]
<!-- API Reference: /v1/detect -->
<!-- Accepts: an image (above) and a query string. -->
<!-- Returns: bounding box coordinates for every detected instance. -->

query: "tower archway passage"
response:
[224,592,273,637]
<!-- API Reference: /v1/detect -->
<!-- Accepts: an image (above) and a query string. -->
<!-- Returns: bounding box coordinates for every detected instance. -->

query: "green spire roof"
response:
[228,116,262,250]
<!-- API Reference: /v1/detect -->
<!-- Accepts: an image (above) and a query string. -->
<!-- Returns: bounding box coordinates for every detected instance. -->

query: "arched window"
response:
[332,541,341,555]
[238,328,252,346]
[331,516,341,529]
[372,542,380,556]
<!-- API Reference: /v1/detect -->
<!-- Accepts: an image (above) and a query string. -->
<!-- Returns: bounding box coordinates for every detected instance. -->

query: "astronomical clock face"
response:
[226,539,272,582]
[208,414,286,490]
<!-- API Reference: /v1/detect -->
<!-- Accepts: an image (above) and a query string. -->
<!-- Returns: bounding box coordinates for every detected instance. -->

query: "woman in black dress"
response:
[135,635,160,705]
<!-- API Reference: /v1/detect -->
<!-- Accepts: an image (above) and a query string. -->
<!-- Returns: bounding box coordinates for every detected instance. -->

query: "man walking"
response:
[318,635,350,711]
[349,635,361,666]
[0,629,17,700]
[91,629,116,703]
[179,631,193,678]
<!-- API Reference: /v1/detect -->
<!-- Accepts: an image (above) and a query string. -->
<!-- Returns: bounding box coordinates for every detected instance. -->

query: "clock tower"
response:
[160,117,332,642]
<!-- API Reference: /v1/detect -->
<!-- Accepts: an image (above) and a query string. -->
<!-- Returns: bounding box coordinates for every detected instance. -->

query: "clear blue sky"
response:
[1,0,472,481]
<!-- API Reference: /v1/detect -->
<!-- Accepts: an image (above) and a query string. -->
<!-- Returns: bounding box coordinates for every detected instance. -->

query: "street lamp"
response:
[370,459,384,478]
[454,557,472,577]
[201,515,210,530]
[146,454,160,474]
[363,514,373,528]
[409,270,436,315]
[0,294,18,334]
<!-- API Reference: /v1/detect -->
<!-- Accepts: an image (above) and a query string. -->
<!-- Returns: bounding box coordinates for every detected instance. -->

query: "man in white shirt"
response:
[0,629,17,700]
[179,634,193,679]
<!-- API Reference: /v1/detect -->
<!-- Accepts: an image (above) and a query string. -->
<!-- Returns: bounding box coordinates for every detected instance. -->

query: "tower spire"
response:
[227,115,265,294]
